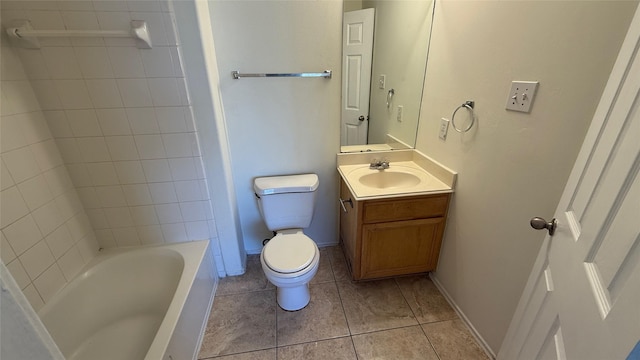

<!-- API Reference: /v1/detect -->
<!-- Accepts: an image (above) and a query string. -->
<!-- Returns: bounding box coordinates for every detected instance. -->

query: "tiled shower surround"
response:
[0,0,220,310]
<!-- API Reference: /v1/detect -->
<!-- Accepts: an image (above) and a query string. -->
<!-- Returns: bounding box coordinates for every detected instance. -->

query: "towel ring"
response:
[451,101,475,133]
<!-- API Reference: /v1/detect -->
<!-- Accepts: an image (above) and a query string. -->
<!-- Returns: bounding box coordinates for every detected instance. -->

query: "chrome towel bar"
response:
[232,70,332,79]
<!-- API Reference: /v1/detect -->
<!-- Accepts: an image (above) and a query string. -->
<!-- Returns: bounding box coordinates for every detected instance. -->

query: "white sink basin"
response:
[339,161,449,199]
[352,167,423,189]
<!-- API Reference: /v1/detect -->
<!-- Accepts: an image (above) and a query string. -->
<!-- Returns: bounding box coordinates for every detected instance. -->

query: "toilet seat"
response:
[263,233,316,274]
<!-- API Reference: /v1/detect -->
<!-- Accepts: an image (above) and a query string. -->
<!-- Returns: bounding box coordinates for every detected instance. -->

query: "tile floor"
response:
[198,246,490,360]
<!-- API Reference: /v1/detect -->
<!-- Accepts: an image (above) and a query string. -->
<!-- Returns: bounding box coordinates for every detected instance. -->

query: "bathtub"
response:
[38,240,216,360]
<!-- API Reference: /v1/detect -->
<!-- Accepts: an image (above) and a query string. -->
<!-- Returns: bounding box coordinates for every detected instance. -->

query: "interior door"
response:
[341,8,374,146]
[498,7,640,360]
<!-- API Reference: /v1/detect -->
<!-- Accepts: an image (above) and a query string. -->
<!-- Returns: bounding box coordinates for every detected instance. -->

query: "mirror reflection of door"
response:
[341,8,374,146]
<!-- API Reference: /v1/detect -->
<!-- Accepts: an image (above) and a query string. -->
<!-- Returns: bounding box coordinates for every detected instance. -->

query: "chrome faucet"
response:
[369,159,390,170]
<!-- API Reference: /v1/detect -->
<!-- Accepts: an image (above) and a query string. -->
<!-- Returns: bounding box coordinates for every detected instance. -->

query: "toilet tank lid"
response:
[254,174,319,195]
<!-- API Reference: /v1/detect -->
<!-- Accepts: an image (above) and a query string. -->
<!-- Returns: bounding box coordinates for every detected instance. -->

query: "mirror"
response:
[341,0,435,153]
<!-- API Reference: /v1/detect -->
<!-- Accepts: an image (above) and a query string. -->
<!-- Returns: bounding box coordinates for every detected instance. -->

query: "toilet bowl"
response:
[253,173,320,311]
[260,230,320,311]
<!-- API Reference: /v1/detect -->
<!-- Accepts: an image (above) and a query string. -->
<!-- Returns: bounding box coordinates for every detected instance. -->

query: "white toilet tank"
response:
[254,174,319,231]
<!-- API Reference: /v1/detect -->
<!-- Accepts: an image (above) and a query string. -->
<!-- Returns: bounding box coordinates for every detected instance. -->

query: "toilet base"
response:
[276,284,310,311]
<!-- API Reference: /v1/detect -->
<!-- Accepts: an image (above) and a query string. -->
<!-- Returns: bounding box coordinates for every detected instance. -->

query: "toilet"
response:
[254,173,320,311]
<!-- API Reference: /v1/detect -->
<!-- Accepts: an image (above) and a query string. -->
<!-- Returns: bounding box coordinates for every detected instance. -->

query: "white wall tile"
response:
[137,224,164,244]
[105,136,139,161]
[2,214,43,256]
[45,224,74,259]
[19,241,55,279]
[58,192,84,221]
[6,259,31,289]
[85,79,123,108]
[141,159,172,182]
[155,203,182,224]
[2,147,41,183]
[156,106,187,133]
[0,160,14,191]
[30,140,64,171]
[114,161,146,184]
[31,200,63,236]
[162,133,192,158]
[3,81,41,113]
[174,180,203,202]
[96,108,131,135]
[66,109,103,137]
[0,187,30,228]
[76,187,100,209]
[25,140,60,172]
[160,223,187,243]
[57,246,85,280]
[95,185,127,208]
[41,47,83,80]
[179,201,208,222]
[61,11,100,30]
[43,166,74,197]
[86,208,109,230]
[168,157,197,181]
[163,12,178,46]
[117,79,152,107]
[76,233,99,262]
[20,112,52,144]
[147,78,181,106]
[185,221,210,241]
[135,135,165,159]
[59,1,94,11]
[130,205,158,225]
[55,80,93,109]
[96,11,135,47]
[169,47,184,77]
[122,184,152,206]
[66,164,93,187]
[112,227,140,246]
[148,182,177,204]
[140,47,174,77]
[44,110,73,138]
[103,206,133,227]
[126,107,159,134]
[18,175,53,211]
[22,284,45,311]
[95,229,116,248]
[1,233,17,264]
[1,115,29,152]
[92,1,128,12]
[128,1,162,13]
[77,137,112,163]
[74,47,114,79]
[16,48,50,80]
[30,80,63,110]
[85,162,119,185]
[33,264,66,302]
[107,47,145,78]
[56,138,83,164]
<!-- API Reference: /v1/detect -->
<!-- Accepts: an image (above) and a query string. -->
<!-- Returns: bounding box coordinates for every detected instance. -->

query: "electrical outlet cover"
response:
[506,81,539,113]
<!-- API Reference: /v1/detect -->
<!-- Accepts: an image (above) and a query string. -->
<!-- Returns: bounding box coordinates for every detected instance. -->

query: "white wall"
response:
[415,0,638,354]
[210,1,342,253]
[364,0,433,146]
[1,40,99,311]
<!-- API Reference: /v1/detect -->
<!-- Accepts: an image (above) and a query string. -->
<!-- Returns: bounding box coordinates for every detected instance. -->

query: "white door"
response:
[498,8,640,360]
[341,9,374,146]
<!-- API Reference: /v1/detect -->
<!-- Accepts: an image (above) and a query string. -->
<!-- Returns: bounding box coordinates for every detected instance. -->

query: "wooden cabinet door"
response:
[360,217,445,279]
[339,180,361,278]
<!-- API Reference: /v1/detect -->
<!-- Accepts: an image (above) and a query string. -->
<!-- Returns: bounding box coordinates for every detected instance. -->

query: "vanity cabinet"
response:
[339,178,450,280]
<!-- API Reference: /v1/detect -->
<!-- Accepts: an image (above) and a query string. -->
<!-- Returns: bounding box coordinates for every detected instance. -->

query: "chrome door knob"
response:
[530,217,557,236]
[358,115,366,122]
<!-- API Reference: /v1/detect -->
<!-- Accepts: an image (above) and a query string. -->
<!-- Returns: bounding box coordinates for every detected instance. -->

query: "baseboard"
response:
[429,273,497,359]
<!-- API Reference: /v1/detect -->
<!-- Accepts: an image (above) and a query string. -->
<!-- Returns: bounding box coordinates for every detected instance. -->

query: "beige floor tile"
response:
[422,319,489,360]
[277,337,357,360]
[276,282,350,346]
[327,245,351,281]
[396,275,458,324]
[199,290,277,358]
[337,279,418,335]
[310,247,335,284]
[202,348,276,360]
[352,326,439,360]
[216,255,274,295]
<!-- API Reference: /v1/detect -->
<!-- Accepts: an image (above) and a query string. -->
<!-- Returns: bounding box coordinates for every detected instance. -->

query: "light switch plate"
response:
[506,81,539,113]
[378,75,386,89]
[396,105,403,122]
[439,118,449,140]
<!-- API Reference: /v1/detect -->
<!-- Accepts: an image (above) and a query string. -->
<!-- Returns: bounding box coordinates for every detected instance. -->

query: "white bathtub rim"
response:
[37,240,210,360]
